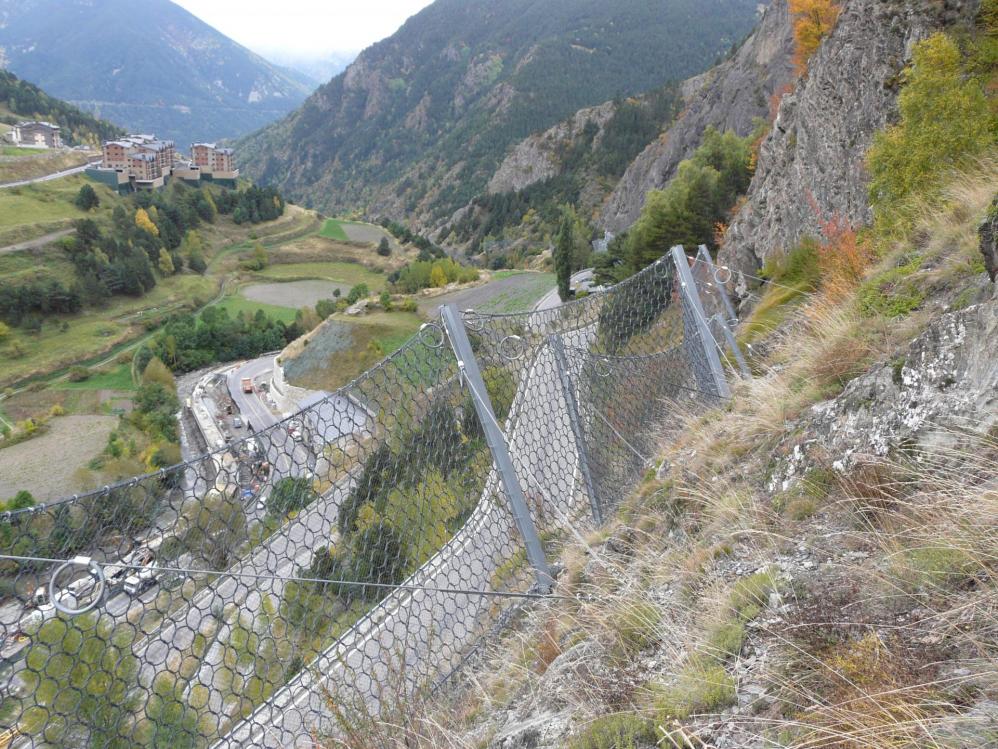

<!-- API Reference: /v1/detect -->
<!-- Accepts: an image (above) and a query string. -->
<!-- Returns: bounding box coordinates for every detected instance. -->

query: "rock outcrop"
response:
[773,297,998,491]
[719,0,980,279]
[981,194,998,282]
[486,101,617,195]
[598,0,795,233]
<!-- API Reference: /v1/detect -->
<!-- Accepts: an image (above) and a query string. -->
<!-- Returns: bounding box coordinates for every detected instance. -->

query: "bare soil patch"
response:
[268,234,411,271]
[0,415,116,501]
[242,280,352,308]
[339,221,392,246]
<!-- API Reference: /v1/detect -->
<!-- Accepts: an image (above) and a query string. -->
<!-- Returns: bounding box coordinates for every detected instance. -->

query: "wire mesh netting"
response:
[0,249,737,748]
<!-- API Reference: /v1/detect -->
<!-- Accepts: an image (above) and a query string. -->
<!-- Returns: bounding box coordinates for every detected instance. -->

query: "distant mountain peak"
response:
[0,0,315,144]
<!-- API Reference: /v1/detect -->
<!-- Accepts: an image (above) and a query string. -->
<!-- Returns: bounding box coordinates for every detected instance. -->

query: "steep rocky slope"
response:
[238,0,761,225]
[599,0,796,233]
[379,156,998,749]
[719,0,980,279]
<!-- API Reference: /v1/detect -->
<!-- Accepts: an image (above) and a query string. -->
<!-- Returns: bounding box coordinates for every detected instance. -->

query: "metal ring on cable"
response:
[418,322,445,349]
[497,335,526,361]
[462,309,484,332]
[713,265,732,285]
[594,356,613,378]
[49,555,106,616]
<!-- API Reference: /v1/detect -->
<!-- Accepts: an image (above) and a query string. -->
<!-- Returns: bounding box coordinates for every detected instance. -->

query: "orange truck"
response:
[241,377,253,393]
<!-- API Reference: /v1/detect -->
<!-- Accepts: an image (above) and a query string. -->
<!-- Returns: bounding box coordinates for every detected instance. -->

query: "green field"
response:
[214,294,299,325]
[318,219,349,241]
[1,146,43,156]
[54,364,135,391]
[254,261,387,291]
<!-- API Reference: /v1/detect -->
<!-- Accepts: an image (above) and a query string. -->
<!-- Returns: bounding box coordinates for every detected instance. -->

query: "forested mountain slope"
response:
[0,0,314,144]
[238,0,762,225]
[0,69,124,145]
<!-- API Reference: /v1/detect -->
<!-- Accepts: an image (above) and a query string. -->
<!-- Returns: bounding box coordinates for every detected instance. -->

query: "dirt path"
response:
[0,227,73,255]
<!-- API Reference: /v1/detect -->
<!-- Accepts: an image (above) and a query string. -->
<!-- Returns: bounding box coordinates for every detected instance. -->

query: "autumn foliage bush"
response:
[788,0,842,72]
[815,214,872,302]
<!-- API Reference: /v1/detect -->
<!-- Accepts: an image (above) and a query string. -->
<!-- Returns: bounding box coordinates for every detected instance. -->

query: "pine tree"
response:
[74,184,100,211]
[554,213,573,302]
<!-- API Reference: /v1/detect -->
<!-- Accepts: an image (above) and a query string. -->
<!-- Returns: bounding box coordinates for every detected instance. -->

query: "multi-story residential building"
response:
[12,121,62,149]
[101,140,133,170]
[127,152,158,182]
[90,133,235,191]
[191,142,238,178]
[134,139,175,173]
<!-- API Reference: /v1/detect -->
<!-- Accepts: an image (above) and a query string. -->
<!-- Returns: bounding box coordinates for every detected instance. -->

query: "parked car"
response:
[233,416,243,428]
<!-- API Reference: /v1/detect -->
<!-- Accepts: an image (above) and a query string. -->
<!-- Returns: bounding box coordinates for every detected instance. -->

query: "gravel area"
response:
[418,272,555,318]
[0,415,116,501]
[242,279,352,308]
[340,221,393,246]
[282,320,355,384]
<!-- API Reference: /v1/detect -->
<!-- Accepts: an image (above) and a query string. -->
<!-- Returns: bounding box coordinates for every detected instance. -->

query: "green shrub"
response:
[568,714,657,749]
[705,619,746,660]
[609,601,661,656]
[868,33,996,235]
[67,365,92,382]
[728,569,778,621]
[655,660,736,721]
[898,546,978,590]
[858,254,925,317]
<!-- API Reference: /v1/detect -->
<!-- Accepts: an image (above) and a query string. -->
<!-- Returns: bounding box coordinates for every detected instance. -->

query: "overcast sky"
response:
[173,0,434,60]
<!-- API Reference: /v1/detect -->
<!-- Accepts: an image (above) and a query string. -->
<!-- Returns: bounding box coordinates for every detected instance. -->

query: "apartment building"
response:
[191,143,238,178]
[90,133,235,191]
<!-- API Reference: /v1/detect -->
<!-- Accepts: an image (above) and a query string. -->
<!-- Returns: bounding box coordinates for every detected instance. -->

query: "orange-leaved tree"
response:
[789,0,842,72]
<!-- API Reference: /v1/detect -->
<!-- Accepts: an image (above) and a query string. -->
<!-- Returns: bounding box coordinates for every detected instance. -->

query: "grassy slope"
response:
[0,190,410,390]
[403,161,998,748]
[0,149,98,185]
[0,174,116,246]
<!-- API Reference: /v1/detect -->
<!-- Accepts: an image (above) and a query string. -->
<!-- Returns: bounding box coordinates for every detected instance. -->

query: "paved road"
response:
[0,228,74,256]
[534,268,595,311]
[0,158,99,190]
[227,358,281,431]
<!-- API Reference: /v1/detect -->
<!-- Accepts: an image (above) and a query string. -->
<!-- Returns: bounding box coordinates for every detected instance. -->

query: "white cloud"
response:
[173,0,434,60]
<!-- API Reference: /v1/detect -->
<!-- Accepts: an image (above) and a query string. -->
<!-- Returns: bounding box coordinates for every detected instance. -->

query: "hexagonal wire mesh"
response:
[0,248,741,748]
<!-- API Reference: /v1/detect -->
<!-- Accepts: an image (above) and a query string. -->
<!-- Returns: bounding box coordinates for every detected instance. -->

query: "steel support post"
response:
[440,304,554,592]
[697,244,739,326]
[710,314,752,379]
[671,246,731,399]
[548,335,602,525]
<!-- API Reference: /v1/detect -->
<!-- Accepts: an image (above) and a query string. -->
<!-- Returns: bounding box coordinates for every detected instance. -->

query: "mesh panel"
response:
[0,250,728,748]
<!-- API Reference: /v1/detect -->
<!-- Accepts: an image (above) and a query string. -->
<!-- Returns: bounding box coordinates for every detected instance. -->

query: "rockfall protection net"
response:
[0,249,735,748]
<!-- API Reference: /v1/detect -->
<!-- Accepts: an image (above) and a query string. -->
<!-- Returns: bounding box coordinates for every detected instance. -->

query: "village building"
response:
[11,121,62,149]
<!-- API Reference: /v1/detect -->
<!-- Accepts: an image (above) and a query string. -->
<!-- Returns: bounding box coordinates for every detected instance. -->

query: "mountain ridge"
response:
[0,0,314,145]
[238,0,763,227]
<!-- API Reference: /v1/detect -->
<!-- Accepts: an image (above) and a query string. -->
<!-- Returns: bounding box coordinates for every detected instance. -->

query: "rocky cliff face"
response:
[599,0,796,233]
[486,101,617,195]
[719,0,980,279]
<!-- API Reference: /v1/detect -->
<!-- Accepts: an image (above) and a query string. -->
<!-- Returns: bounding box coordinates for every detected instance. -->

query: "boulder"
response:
[979,195,998,283]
